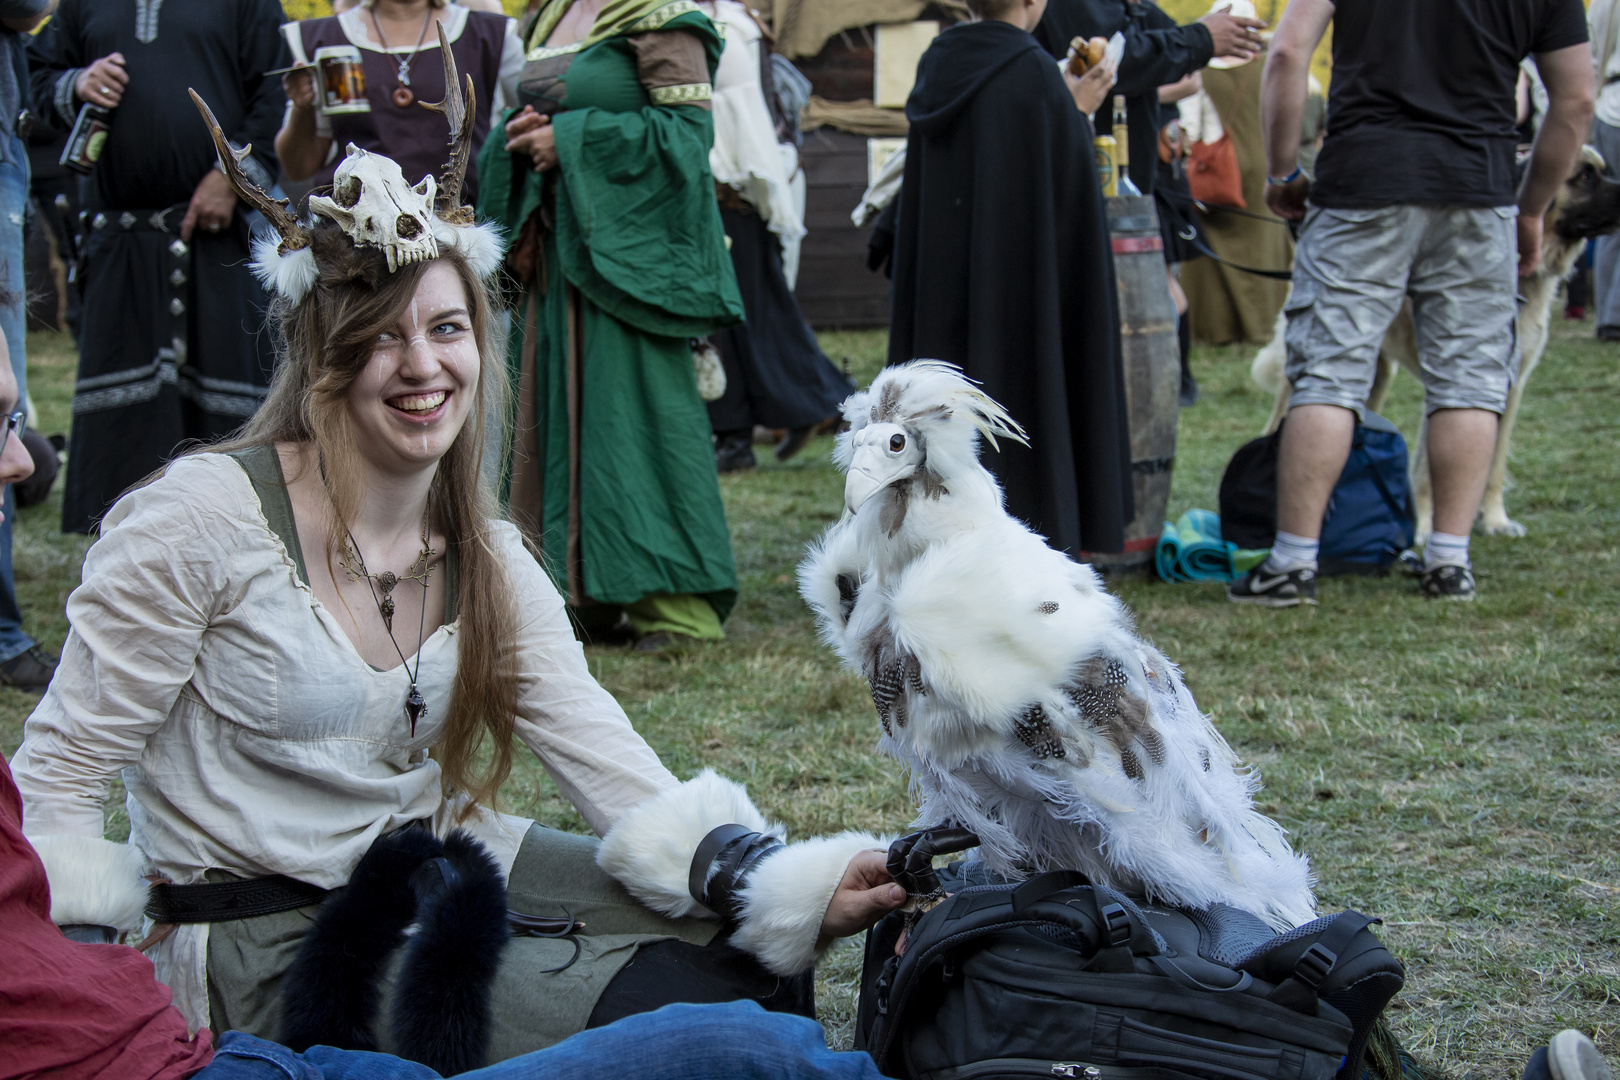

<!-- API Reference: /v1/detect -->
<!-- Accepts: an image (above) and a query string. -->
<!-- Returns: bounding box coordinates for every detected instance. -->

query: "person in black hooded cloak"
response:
[888,0,1132,557]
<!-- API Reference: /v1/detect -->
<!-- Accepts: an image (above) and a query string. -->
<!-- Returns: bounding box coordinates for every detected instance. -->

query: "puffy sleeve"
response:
[497,525,677,835]
[708,5,803,240]
[9,456,245,840]
[548,16,743,337]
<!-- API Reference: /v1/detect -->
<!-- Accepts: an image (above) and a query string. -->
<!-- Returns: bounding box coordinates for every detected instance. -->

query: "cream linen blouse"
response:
[9,452,679,1030]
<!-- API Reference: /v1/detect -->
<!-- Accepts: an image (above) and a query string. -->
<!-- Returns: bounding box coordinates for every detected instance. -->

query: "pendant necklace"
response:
[371,6,435,107]
[341,509,435,737]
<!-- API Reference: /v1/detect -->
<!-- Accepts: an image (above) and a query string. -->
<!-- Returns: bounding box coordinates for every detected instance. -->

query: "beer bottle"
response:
[1112,94,1141,197]
[61,103,113,175]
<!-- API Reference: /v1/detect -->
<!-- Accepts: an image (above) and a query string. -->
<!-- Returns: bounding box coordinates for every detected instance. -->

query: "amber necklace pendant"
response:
[371,7,434,108]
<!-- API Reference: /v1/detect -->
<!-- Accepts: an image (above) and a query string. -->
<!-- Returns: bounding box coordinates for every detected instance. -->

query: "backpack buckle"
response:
[1099,902,1132,947]
[1294,942,1338,988]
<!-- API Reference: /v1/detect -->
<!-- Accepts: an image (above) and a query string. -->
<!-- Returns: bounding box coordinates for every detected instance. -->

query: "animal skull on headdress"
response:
[186,23,503,304]
[309,148,441,273]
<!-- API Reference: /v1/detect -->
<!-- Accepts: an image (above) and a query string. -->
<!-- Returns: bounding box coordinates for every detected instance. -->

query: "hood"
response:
[906,21,1044,136]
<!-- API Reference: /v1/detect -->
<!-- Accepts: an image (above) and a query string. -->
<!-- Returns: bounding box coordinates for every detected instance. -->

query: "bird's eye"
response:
[889,433,906,452]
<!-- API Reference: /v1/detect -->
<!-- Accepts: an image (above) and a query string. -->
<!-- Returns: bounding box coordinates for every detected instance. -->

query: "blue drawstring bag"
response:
[1219,412,1416,576]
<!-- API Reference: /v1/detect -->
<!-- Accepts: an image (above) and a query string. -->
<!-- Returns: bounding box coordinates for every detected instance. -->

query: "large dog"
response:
[1250,147,1620,543]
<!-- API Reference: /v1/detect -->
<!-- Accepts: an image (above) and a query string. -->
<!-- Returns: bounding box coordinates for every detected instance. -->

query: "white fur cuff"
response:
[730,831,887,977]
[30,834,150,932]
[596,770,779,920]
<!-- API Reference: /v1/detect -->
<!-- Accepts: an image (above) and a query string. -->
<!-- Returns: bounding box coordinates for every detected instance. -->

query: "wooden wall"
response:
[797,128,890,329]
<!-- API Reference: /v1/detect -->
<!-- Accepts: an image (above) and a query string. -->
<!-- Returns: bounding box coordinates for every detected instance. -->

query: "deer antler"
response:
[189,89,309,252]
[421,24,476,226]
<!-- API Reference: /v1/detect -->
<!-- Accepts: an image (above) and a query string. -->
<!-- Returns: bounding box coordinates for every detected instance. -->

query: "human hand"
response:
[75,53,128,110]
[1264,174,1310,221]
[1199,6,1266,63]
[505,105,557,172]
[816,848,906,946]
[1517,212,1543,276]
[1068,52,1119,116]
[181,168,238,242]
[283,67,317,110]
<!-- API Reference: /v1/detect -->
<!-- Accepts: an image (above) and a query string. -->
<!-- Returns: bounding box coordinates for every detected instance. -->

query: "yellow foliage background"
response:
[279,1,530,19]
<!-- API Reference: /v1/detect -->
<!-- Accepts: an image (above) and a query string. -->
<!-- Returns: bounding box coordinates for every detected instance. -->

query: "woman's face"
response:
[348,260,480,475]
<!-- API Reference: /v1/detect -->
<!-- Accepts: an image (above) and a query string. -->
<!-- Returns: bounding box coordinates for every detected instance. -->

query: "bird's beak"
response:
[846,441,917,515]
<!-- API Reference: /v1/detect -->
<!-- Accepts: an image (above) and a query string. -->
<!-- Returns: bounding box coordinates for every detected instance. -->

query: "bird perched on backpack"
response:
[799,361,1316,930]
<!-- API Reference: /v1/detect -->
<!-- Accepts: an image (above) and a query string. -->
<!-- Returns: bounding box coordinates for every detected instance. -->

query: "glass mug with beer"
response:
[313,45,369,116]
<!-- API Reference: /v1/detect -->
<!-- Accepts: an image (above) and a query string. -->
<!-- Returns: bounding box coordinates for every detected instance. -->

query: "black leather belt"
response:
[145,875,331,924]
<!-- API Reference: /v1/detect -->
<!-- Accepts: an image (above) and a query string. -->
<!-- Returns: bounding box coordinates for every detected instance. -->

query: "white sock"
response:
[1424,530,1470,569]
[1264,530,1319,573]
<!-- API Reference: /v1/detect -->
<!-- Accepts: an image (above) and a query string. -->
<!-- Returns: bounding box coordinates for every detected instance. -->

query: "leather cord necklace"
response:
[342,510,434,737]
[371,5,435,107]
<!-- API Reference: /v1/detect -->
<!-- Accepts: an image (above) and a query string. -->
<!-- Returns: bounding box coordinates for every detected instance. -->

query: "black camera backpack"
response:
[856,862,1405,1080]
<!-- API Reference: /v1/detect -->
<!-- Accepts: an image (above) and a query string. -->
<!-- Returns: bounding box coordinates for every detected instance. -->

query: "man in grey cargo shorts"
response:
[1235,0,1594,605]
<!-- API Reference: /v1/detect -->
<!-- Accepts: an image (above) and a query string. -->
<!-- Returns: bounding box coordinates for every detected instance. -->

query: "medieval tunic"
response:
[888,20,1132,557]
[29,0,289,534]
[279,5,523,202]
[9,452,708,1049]
[704,0,852,436]
[478,0,742,628]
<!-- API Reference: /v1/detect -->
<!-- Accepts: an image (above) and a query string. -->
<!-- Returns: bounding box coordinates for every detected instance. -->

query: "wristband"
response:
[1267,166,1303,186]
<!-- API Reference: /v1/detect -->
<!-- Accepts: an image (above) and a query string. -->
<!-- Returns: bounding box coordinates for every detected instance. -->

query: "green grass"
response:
[2,321,1616,1075]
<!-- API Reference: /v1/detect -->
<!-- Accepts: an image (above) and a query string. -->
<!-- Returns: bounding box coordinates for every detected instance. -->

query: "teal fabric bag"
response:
[1155,509,1269,583]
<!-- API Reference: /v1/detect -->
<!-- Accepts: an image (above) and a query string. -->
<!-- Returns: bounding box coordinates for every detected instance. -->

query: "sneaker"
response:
[0,644,59,690]
[1227,564,1317,607]
[1419,563,1476,601]
[1547,1031,1613,1080]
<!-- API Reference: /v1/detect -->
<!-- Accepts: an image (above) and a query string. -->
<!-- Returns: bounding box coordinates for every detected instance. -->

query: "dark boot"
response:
[1177,311,1199,407]
[715,430,756,473]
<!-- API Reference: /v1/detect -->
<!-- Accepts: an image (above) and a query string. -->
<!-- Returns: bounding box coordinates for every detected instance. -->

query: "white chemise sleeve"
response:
[497,525,678,836]
[9,457,243,839]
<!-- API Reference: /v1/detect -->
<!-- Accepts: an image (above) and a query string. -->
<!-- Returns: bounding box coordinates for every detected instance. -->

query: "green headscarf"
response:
[524,0,702,53]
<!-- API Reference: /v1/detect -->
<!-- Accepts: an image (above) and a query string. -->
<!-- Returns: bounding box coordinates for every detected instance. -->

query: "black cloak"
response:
[888,20,1131,556]
[1033,0,1213,197]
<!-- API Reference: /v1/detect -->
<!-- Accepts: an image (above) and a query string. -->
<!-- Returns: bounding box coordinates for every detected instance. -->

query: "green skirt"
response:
[205,825,718,1058]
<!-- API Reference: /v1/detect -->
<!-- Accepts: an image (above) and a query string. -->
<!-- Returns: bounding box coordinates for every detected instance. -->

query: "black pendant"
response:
[406,685,426,738]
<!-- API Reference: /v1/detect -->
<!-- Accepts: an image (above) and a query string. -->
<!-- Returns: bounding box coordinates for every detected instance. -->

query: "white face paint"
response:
[348,261,481,475]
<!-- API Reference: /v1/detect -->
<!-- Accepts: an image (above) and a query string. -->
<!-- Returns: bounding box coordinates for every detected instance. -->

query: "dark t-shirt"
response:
[1312,0,1588,208]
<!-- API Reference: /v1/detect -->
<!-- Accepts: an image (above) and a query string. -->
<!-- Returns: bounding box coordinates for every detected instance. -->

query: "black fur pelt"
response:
[280,824,444,1053]
[389,830,510,1076]
[279,826,511,1075]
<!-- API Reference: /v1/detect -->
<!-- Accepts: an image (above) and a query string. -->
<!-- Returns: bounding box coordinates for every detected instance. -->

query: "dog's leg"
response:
[1265,382,1292,436]
[1480,352,1537,538]
[1252,309,1292,435]
[1411,410,1433,547]
[1367,351,1395,417]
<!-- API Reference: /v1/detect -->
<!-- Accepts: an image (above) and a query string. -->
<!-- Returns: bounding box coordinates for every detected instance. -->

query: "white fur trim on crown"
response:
[731,831,888,976]
[252,234,319,305]
[31,834,150,932]
[596,769,779,920]
[440,220,506,280]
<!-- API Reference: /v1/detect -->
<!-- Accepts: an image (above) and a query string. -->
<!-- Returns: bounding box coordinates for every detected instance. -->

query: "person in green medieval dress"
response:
[478,0,743,648]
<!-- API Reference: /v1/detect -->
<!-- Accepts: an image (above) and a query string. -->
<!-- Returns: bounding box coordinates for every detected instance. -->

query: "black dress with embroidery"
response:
[29,0,289,533]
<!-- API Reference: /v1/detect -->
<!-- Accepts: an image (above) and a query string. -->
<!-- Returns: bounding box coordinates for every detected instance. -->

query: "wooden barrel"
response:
[1084,195,1181,575]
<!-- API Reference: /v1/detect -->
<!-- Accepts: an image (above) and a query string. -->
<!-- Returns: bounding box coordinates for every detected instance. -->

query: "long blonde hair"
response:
[214,224,519,813]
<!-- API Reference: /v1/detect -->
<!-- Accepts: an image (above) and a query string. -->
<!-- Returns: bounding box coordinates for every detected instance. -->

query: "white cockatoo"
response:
[799,361,1316,929]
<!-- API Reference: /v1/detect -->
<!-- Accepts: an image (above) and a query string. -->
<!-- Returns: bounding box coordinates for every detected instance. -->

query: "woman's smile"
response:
[388,388,451,420]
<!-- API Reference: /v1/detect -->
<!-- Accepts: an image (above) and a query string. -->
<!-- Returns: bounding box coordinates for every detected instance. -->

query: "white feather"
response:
[802,361,1317,930]
[251,236,318,305]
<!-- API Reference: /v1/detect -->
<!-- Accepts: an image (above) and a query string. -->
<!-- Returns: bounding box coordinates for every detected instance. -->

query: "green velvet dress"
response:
[478,0,743,634]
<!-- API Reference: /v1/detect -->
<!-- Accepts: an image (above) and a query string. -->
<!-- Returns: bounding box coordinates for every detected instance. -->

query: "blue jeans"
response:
[0,132,34,664]
[197,1002,887,1080]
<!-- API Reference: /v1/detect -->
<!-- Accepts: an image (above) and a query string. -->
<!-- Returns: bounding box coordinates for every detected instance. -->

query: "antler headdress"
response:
[190,24,503,305]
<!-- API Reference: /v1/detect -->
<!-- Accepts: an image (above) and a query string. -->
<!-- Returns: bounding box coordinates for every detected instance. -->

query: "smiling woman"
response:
[5,82,904,1064]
